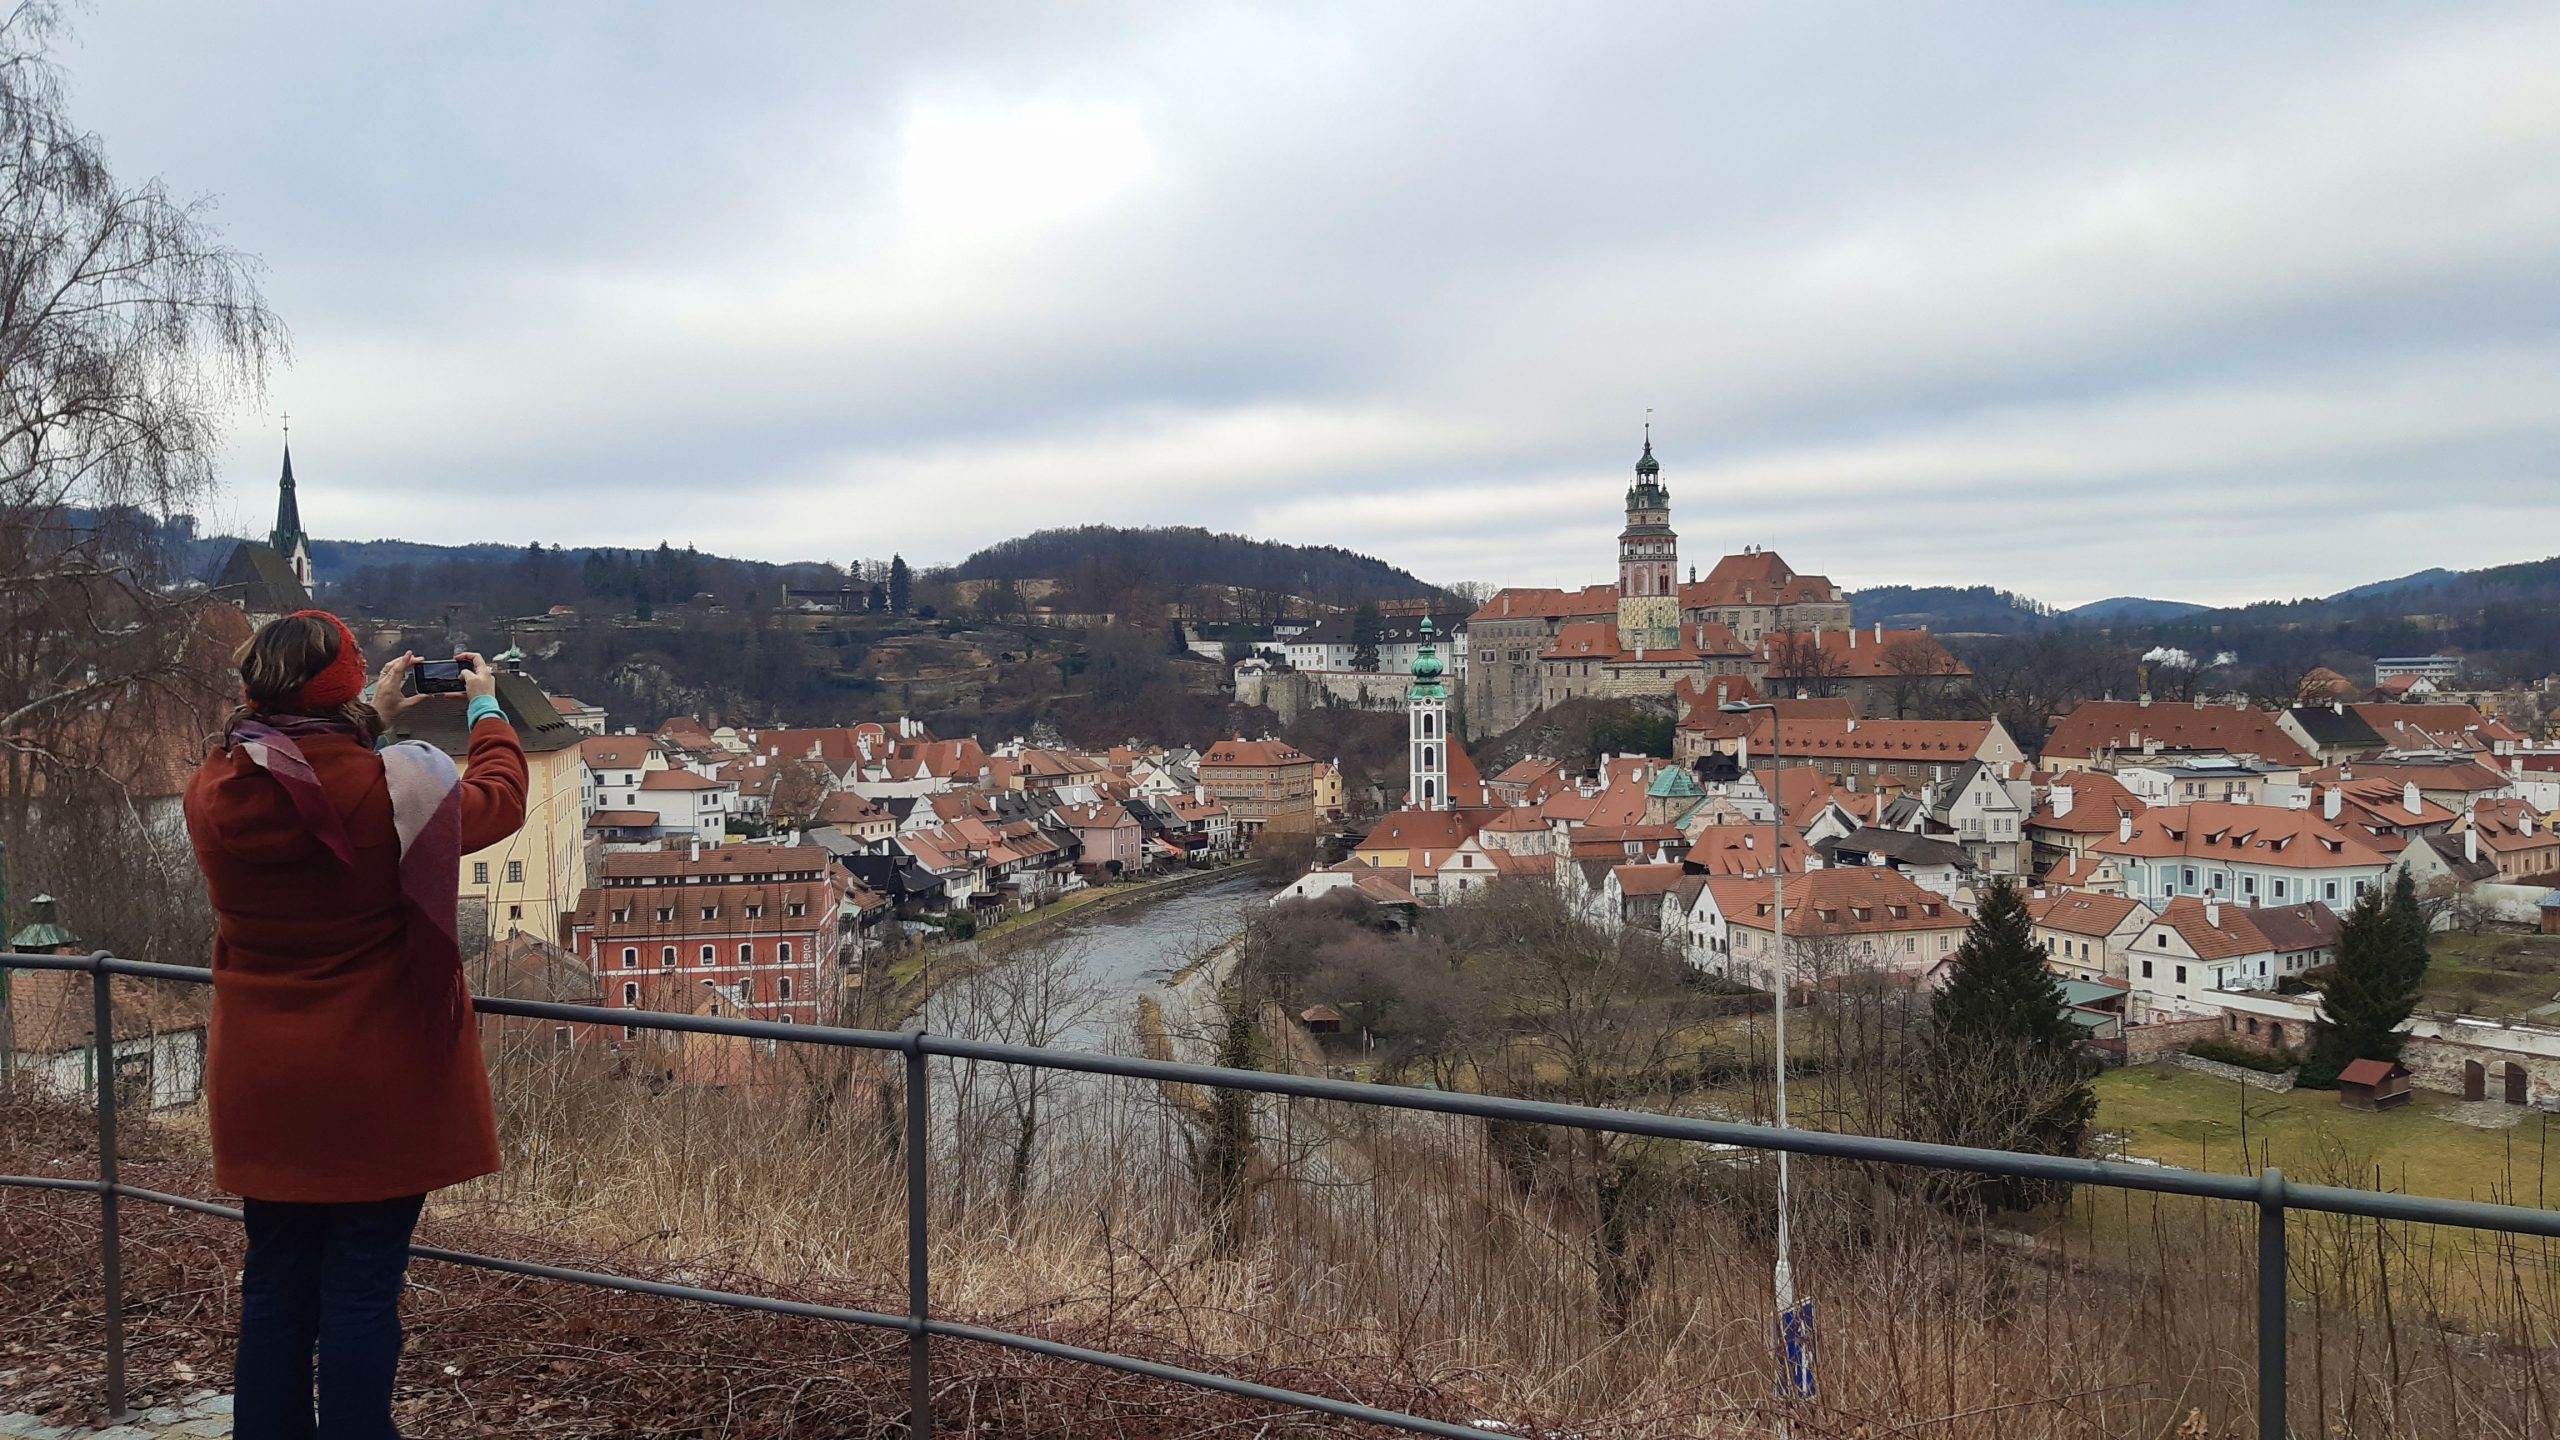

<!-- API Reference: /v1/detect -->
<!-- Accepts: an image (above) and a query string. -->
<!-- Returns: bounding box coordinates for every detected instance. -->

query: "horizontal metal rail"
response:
[9,948,2559,1439]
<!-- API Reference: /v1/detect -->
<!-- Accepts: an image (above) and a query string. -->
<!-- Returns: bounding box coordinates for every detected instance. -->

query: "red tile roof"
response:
[1759,628,1968,680]
[1705,867,1960,937]
[2094,802,2389,870]
[1203,737,1313,768]
[2043,701,2317,768]
[1468,585,1622,623]
[2027,890,2148,938]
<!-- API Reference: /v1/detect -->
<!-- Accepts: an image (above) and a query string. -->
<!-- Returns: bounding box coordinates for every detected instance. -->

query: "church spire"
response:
[269,428,313,592]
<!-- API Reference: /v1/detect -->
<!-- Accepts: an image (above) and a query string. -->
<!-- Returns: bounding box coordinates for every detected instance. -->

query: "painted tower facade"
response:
[1407,616,1449,811]
[1615,430,1679,651]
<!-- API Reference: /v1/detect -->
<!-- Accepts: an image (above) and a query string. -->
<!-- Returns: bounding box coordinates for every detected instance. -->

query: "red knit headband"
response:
[285,610,370,710]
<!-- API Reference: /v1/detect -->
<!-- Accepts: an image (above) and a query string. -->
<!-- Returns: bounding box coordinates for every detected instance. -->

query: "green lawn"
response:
[2095,1065,2560,1206]
[2420,929,2560,1020]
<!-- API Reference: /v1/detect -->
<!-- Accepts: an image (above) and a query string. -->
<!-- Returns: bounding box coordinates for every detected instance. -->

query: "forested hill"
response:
[947,525,1447,608]
[1850,584,2054,634]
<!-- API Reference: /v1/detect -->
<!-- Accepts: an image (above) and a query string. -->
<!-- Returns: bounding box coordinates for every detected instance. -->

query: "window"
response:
[507,860,525,884]
[2324,881,2339,902]
[656,907,674,922]
[2241,875,2257,897]
[623,1025,639,1042]
[738,977,755,1002]
[746,904,764,919]
[509,904,523,921]
[2158,933,2170,947]
[2181,867,2196,890]
[2175,965,2187,984]
[739,943,754,965]
[553,1026,572,1052]
[661,946,676,968]
[622,982,639,1006]
[621,947,638,969]
[612,907,632,923]
[2273,878,2288,900]
[787,902,807,918]
[778,976,793,1001]
[2142,960,2154,978]
[778,1014,794,1026]
[778,941,793,964]
[473,862,490,885]
[700,945,714,963]
[701,906,718,921]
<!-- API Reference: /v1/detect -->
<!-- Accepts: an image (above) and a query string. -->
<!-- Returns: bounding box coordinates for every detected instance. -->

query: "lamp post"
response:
[1723,698,1802,1417]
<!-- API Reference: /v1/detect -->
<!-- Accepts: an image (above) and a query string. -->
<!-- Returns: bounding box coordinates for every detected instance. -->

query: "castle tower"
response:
[270,439,314,592]
[1408,616,1449,811]
[1616,426,1678,651]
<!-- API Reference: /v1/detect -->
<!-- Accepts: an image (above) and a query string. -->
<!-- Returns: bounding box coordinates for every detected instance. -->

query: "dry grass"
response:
[11,1019,2560,1438]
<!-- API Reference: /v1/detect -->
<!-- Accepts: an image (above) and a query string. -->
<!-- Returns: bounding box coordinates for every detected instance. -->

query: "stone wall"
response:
[2163,1051,2297,1092]
[1236,668,1457,726]
[2123,1015,2227,1062]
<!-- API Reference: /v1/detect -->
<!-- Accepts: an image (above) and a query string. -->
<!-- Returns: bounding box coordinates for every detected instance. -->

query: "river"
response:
[1044,871,1270,1050]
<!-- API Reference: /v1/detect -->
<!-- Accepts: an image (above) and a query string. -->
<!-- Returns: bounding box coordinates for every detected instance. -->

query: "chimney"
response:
[2466,828,2480,863]
[2402,781,2422,816]
[2052,784,2075,818]
[2118,813,2134,843]
[1874,621,1883,643]
[2206,899,2222,928]
[688,838,702,863]
[2323,786,2342,821]
[2138,694,2152,709]
[1848,627,1857,649]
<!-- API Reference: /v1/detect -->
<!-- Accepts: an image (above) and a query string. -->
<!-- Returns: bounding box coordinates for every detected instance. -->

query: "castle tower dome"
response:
[1616,422,1679,650]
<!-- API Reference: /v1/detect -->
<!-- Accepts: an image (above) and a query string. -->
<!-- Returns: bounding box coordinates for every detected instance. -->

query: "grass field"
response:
[2094,1064,2559,1205]
[2419,928,2560,1019]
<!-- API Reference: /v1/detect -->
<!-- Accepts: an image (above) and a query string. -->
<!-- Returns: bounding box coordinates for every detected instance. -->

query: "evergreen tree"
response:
[868,581,889,614]
[888,554,912,615]
[1349,601,1382,672]
[2384,868,2433,992]
[2309,885,2423,1082]
[1912,879,2095,1211]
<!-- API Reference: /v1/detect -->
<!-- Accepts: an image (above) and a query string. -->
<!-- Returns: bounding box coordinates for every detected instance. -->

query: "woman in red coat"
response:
[185,611,526,1439]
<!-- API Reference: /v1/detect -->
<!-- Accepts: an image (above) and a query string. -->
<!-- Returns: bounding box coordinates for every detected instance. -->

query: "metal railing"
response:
[7,950,2560,1440]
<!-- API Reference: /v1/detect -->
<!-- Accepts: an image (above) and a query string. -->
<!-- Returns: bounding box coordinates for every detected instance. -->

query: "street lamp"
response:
[1722,698,1803,1412]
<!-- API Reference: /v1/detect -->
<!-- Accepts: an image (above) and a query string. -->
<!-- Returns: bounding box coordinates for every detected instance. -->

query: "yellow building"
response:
[1311,760,1345,819]
[392,673,592,944]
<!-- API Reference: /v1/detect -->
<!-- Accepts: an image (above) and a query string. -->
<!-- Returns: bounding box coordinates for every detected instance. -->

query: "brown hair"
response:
[223,613,385,742]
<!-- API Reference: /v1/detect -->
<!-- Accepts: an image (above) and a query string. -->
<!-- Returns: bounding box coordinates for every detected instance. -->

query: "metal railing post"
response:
[89,955,128,1422]
[905,1031,931,1438]
[2257,1166,2287,1440]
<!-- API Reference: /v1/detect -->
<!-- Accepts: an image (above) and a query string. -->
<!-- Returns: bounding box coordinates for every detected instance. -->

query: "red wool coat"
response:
[185,715,527,1203]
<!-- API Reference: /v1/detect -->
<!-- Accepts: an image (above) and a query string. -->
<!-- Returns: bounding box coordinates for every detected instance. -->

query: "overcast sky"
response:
[68,2,2560,607]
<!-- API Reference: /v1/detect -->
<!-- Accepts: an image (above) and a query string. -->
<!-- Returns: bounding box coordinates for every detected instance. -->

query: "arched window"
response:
[738,942,753,965]
[778,941,793,964]
[700,944,715,964]
[660,946,676,967]
[622,982,639,1007]
[621,947,638,969]
[1421,712,1434,737]
[778,976,793,1001]
[1422,780,1437,802]
[1422,745,1436,769]
[738,977,755,1003]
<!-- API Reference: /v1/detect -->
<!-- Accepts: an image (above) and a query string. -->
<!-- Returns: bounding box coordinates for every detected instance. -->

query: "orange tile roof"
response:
[1705,868,1960,937]
[1203,737,1313,768]
[2043,701,2316,768]
[2093,802,2389,870]
[2026,890,2148,938]
[2031,771,2143,833]
[1759,627,1968,680]
[1611,863,1688,897]
[1468,585,1622,623]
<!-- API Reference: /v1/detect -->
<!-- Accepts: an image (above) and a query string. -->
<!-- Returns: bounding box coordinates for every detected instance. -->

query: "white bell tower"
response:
[1408,617,1449,811]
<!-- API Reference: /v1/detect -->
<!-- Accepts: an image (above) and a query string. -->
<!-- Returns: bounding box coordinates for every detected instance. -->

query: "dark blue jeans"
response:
[235,1194,427,1440]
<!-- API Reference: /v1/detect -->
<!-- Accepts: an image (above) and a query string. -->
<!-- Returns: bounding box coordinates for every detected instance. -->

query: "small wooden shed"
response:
[2338,1058,2412,1112]
[1298,1004,1345,1037]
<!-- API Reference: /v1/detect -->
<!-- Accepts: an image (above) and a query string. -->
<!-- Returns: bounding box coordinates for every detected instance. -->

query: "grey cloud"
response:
[69,1,2560,606]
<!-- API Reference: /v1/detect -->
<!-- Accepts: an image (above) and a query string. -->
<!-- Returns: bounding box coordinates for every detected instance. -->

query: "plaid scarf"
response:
[231,715,470,1037]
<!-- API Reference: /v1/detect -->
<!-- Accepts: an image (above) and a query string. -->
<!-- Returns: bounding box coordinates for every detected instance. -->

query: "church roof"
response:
[211,539,312,615]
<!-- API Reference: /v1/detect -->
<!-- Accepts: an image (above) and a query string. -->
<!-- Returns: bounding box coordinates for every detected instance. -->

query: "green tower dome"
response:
[1409,616,1447,698]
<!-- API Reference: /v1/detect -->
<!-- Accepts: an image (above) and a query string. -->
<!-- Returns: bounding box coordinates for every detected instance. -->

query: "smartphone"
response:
[411,658,469,695]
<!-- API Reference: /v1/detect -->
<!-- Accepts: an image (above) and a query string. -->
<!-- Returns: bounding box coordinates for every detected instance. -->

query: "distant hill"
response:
[948,525,1446,609]
[2065,596,2210,624]
[2325,567,2461,604]
[1850,584,2053,635]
